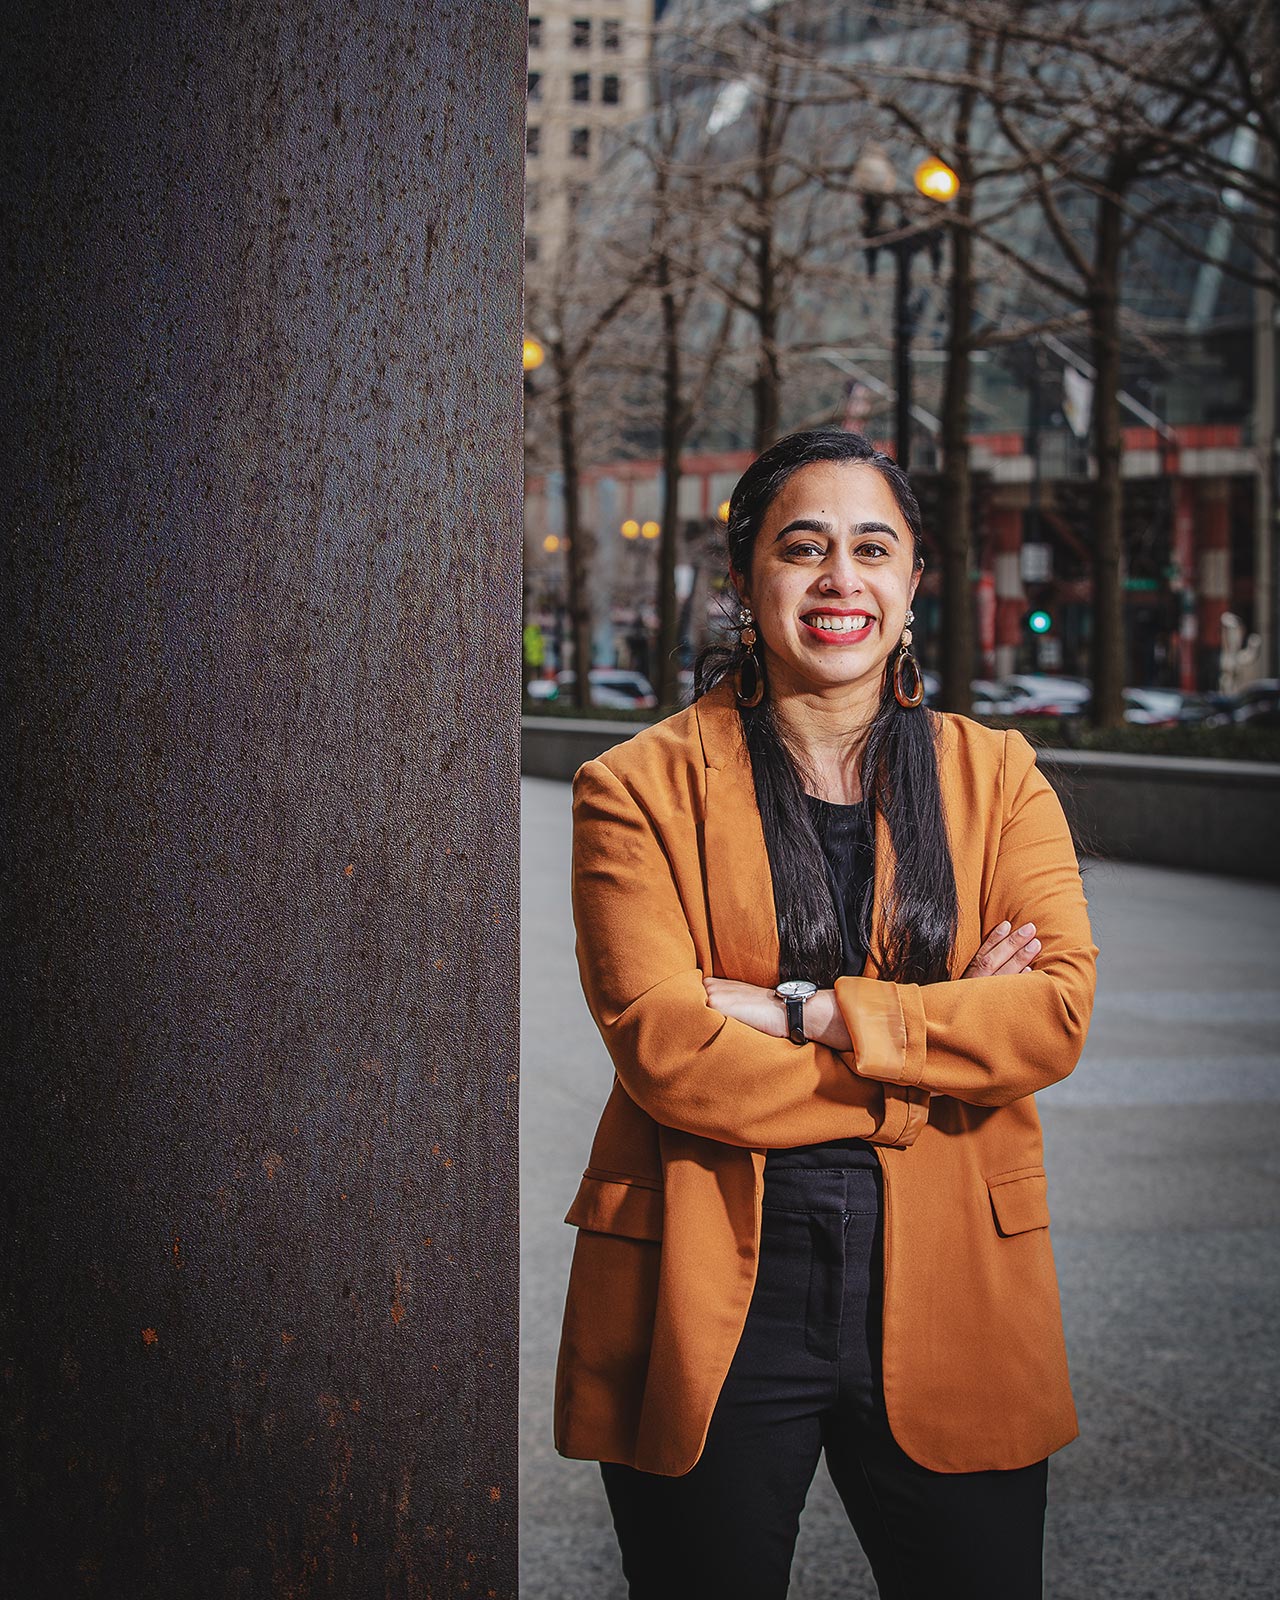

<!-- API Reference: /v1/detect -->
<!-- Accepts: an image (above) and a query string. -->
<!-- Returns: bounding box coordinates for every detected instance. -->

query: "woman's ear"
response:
[909,567,922,605]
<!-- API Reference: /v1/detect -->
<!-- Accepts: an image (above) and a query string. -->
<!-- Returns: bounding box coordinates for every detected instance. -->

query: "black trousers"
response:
[601,1148,1048,1600]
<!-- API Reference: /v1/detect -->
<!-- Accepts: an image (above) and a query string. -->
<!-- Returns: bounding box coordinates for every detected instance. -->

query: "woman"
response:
[554,428,1097,1599]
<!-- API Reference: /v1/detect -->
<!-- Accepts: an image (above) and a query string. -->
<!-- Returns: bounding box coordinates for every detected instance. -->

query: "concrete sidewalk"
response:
[520,775,1280,1599]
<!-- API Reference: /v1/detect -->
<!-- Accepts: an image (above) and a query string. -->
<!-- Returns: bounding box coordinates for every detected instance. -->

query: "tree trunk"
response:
[752,44,782,454]
[1090,190,1127,729]
[555,347,594,711]
[938,203,974,714]
[935,42,980,714]
[657,258,683,708]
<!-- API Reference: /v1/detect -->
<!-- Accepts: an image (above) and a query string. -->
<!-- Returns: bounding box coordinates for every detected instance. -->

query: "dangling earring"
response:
[892,607,924,708]
[735,604,764,708]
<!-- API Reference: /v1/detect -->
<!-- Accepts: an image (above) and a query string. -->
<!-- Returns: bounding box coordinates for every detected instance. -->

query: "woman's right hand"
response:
[961,920,1041,978]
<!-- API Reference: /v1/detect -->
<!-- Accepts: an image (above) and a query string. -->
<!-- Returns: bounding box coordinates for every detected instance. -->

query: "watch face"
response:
[776,980,817,1000]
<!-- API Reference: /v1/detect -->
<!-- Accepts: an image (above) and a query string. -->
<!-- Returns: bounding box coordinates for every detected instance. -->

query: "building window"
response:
[527,71,542,102]
[526,125,541,157]
[528,15,542,48]
[525,233,540,263]
[572,72,590,103]
[602,18,621,50]
[567,182,588,213]
[570,126,590,160]
[601,74,620,105]
[572,17,591,49]
[527,180,541,213]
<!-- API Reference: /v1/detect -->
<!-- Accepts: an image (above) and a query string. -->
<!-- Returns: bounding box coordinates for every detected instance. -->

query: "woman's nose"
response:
[817,552,863,594]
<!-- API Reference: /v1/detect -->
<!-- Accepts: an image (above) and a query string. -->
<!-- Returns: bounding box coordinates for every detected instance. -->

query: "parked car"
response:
[526,676,559,703]
[991,676,1093,718]
[1122,688,1183,727]
[1229,679,1280,728]
[1177,690,1236,727]
[553,668,659,710]
[970,679,1022,717]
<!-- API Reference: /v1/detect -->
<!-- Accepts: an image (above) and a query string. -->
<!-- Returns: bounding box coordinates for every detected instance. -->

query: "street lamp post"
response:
[854,147,959,471]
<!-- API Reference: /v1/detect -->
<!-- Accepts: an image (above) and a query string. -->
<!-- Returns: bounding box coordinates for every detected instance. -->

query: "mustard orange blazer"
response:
[554,677,1098,1477]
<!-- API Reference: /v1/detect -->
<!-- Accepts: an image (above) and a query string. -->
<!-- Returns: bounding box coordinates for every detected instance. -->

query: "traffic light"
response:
[1025,608,1052,636]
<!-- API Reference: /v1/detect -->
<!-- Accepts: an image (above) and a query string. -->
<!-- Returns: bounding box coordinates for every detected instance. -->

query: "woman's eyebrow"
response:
[773,517,901,543]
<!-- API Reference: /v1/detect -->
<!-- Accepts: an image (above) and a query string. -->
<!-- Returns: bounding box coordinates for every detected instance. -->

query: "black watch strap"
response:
[785,994,807,1045]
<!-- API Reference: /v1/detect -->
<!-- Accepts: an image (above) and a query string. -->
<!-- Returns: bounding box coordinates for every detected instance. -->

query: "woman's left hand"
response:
[702,977,788,1039]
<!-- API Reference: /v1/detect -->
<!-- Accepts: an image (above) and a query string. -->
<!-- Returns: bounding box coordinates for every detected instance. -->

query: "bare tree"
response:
[971,0,1275,723]
[660,0,873,453]
[604,74,743,704]
[758,0,1277,718]
[525,224,647,711]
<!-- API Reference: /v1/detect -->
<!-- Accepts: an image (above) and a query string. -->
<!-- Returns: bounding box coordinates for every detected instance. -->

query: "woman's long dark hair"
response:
[695,428,958,988]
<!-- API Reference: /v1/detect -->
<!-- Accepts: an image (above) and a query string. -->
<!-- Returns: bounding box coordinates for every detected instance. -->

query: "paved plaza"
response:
[519,774,1280,1599]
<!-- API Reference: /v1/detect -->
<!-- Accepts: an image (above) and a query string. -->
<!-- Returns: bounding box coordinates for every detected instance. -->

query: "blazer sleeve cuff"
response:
[871,1083,930,1146]
[835,976,928,1088]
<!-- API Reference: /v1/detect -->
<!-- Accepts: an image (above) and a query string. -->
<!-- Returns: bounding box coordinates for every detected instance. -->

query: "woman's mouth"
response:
[800,609,876,644]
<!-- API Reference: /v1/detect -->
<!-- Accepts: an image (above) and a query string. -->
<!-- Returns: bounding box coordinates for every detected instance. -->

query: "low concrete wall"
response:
[522,716,1280,883]
[521,715,644,781]
[1035,747,1280,882]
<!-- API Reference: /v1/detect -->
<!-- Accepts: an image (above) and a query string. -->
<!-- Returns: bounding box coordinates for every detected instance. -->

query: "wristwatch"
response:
[775,979,818,1045]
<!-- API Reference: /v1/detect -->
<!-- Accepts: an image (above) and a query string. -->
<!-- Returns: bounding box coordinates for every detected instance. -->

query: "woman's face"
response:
[735,461,921,699]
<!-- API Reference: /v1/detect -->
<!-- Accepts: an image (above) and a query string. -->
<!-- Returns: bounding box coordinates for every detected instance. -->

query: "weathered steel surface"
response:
[1,4,524,1594]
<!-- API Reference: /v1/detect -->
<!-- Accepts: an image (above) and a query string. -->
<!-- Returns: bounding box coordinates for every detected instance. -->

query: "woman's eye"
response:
[785,542,824,559]
[858,542,890,559]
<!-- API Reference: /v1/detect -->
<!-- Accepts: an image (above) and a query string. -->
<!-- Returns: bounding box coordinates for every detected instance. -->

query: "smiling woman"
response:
[554,427,1098,1600]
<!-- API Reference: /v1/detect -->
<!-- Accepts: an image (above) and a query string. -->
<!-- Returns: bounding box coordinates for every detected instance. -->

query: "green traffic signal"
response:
[1026,608,1052,635]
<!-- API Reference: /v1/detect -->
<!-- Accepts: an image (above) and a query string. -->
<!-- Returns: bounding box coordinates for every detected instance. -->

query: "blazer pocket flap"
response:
[564,1173,664,1242]
[986,1167,1050,1236]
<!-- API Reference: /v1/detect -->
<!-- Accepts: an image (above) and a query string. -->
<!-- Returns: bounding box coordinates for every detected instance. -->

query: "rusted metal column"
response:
[1,4,523,1595]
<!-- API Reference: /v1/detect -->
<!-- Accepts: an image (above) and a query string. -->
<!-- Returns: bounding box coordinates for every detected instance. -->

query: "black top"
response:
[805,793,874,977]
[765,794,877,1168]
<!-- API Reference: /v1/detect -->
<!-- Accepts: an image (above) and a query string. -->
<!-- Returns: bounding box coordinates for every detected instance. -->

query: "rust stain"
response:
[262,1151,283,1181]
[281,1329,294,1346]
[488,1486,500,1503]
[171,1233,182,1267]
[344,863,354,876]
[141,1328,158,1346]
[317,1393,342,1428]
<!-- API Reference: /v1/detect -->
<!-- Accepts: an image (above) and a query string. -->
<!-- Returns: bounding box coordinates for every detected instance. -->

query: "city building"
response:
[524,3,656,275]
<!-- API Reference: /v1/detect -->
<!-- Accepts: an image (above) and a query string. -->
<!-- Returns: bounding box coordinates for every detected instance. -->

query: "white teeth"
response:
[805,613,873,633]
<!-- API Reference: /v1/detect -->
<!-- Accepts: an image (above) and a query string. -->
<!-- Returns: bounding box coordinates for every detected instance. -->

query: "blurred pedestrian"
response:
[555,427,1098,1599]
[522,619,545,697]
